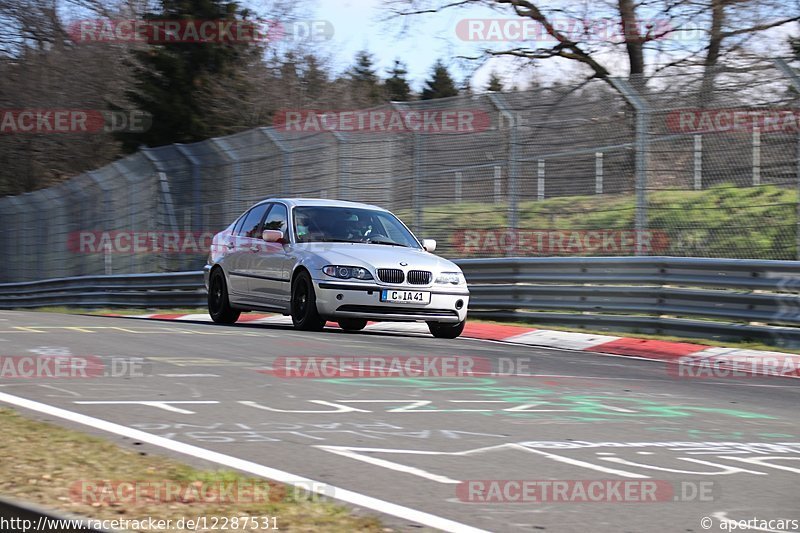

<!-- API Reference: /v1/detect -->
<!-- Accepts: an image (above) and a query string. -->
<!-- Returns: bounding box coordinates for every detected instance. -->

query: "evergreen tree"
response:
[421,60,458,100]
[385,60,411,101]
[301,54,328,99]
[122,0,255,149]
[349,50,382,104]
[486,71,504,92]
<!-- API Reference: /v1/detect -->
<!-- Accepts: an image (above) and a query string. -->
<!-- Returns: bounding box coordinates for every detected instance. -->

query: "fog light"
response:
[455,300,464,309]
[336,293,344,301]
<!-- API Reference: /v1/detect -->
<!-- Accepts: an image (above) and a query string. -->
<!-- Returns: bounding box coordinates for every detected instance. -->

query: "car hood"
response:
[291,242,460,272]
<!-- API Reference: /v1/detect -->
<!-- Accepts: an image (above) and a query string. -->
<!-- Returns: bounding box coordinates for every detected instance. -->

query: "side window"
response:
[232,214,247,237]
[262,203,289,239]
[237,204,271,238]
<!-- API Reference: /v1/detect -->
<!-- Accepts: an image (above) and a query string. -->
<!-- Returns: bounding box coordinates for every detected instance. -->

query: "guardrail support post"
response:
[609,77,650,256]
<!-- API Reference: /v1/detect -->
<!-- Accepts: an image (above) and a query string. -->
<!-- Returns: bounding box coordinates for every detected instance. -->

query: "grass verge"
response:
[0,408,384,532]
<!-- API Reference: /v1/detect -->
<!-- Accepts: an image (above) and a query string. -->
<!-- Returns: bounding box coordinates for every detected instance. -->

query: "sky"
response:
[300,0,798,92]
[298,0,527,91]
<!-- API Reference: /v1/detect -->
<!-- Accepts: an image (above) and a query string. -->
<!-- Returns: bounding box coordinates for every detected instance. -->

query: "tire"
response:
[291,270,326,331]
[338,318,367,332]
[427,320,466,339]
[208,269,241,325]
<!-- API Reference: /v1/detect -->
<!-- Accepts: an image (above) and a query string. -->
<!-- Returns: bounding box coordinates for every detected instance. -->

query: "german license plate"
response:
[380,289,431,305]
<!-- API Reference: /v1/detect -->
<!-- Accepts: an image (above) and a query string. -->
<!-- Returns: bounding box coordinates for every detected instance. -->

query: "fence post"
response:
[261,128,292,196]
[86,170,115,275]
[609,77,650,256]
[141,148,176,272]
[174,145,202,234]
[774,58,800,259]
[413,132,423,234]
[694,135,703,190]
[331,131,349,200]
[210,137,241,216]
[488,93,519,234]
[537,160,545,200]
[493,165,502,204]
[595,152,603,194]
[112,161,137,273]
[752,126,761,186]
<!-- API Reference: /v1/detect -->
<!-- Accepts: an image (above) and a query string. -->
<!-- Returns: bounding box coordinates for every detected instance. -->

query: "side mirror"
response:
[422,239,437,252]
[262,229,285,243]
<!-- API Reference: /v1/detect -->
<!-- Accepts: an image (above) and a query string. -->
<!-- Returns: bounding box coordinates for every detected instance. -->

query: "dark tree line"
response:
[0,0,475,196]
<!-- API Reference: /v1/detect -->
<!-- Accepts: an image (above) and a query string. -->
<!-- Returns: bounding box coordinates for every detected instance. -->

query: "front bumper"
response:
[313,279,469,323]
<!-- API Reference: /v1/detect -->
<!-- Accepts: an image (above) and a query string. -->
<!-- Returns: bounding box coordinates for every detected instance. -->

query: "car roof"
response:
[257,198,387,211]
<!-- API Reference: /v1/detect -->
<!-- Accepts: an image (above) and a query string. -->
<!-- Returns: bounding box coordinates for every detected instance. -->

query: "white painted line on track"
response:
[73,400,220,414]
[178,314,213,321]
[505,330,621,350]
[157,374,220,378]
[0,391,489,533]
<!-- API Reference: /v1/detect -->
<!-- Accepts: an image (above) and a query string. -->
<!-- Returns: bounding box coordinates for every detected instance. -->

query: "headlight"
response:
[323,265,374,280]
[435,271,464,285]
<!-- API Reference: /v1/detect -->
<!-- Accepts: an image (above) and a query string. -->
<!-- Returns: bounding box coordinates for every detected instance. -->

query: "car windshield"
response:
[293,206,421,249]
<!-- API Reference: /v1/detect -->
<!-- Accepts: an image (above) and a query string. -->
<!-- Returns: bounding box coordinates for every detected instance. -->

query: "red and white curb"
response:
[107,313,800,379]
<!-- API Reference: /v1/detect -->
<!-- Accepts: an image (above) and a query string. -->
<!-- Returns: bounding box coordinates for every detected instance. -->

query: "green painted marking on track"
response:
[322,377,776,420]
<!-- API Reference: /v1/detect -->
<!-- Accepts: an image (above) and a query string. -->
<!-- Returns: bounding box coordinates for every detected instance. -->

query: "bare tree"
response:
[0,0,148,195]
[388,0,800,84]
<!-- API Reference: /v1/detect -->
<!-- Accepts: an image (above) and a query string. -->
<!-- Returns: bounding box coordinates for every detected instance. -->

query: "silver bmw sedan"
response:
[204,198,469,338]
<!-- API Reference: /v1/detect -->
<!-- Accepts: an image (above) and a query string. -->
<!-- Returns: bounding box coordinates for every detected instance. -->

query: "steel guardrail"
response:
[0,495,116,532]
[0,257,798,346]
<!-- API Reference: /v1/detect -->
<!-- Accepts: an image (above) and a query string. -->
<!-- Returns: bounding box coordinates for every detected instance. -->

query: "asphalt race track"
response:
[0,310,799,533]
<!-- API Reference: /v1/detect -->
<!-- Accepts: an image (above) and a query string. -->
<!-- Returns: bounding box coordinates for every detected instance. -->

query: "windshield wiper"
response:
[366,239,409,247]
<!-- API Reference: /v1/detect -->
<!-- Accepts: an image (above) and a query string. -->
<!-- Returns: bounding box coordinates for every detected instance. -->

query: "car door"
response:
[227,203,271,297]
[246,203,292,307]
